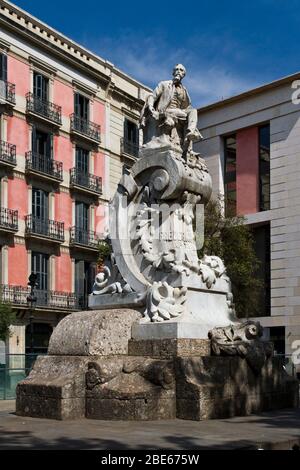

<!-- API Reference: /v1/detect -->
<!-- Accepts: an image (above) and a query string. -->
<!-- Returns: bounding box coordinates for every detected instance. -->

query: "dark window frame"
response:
[75,146,89,174]
[33,71,49,102]
[259,124,270,212]
[31,251,49,292]
[74,93,89,120]
[0,53,7,81]
[224,134,237,216]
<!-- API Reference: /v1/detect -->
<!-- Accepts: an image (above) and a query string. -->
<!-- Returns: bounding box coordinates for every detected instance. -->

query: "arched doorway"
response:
[25,323,53,355]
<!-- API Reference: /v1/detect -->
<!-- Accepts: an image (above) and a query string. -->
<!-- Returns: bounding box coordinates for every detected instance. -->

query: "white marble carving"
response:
[90,65,240,339]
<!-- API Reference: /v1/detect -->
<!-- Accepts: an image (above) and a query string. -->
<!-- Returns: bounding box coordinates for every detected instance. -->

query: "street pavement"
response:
[0,401,299,450]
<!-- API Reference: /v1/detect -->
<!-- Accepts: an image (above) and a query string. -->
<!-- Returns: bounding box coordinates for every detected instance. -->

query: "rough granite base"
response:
[16,309,299,421]
[128,338,211,358]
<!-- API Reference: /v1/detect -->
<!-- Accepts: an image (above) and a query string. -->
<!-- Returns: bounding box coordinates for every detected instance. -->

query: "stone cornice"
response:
[113,88,144,111]
[0,0,151,97]
[29,55,57,76]
[121,106,140,122]
[0,36,10,51]
[72,79,97,99]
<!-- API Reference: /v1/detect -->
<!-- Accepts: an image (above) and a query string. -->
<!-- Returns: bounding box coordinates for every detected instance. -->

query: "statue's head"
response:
[173,64,186,83]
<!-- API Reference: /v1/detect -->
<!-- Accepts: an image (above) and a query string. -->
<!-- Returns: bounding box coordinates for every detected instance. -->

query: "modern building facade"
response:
[0,0,150,358]
[196,72,300,357]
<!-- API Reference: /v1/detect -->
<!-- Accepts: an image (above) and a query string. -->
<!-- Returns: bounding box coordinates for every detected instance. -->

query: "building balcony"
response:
[0,284,80,311]
[0,80,16,106]
[69,227,99,251]
[121,138,140,158]
[70,114,101,144]
[25,151,63,182]
[0,208,18,233]
[26,93,62,126]
[0,140,17,168]
[70,168,102,196]
[25,215,65,243]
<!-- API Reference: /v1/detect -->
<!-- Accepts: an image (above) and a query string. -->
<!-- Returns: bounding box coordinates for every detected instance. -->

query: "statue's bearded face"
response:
[173,64,186,82]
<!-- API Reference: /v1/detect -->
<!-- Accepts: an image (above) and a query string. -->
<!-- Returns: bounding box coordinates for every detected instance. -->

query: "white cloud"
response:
[89,33,260,106]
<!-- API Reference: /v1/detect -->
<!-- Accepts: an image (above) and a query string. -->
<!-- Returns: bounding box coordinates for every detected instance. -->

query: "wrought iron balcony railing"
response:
[121,138,140,158]
[0,140,17,166]
[25,215,65,242]
[70,168,102,194]
[25,151,63,181]
[0,80,16,105]
[0,208,18,232]
[69,227,99,249]
[70,114,101,142]
[26,93,62,125]
[0,284,80,310]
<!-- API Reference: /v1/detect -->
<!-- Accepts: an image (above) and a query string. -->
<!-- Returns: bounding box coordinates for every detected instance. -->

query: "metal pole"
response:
[27,273,38,358]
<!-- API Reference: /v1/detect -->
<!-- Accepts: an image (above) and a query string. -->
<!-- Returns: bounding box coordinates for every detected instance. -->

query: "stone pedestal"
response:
[176,356,299,420]
[16,309,299,421]
[128,338,211,358]
[16,356,89,420]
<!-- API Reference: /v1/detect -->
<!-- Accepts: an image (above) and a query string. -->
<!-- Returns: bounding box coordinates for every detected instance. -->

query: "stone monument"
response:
[16,65,299,421]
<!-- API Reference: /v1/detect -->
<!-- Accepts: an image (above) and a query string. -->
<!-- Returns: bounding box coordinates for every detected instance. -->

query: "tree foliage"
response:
[199,197,263,318]
[97,239,112,266]
[0,301,15,342]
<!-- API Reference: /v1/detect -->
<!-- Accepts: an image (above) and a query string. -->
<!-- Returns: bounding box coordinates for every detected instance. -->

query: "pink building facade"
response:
[0,1,149,358]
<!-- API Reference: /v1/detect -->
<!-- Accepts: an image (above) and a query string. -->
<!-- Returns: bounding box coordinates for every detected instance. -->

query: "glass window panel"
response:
[259,125,270,211]
[224,134,237,216]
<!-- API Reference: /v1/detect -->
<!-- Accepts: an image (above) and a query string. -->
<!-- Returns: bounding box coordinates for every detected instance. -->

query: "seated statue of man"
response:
[140,64,203,153]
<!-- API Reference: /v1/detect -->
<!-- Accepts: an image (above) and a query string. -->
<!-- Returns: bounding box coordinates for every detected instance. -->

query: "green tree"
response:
[0,301,15,342]
[97,239,112,268]
[199,197,263,318]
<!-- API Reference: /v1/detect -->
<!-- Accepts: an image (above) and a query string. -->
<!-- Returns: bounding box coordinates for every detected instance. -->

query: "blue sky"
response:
[12,0,300,106]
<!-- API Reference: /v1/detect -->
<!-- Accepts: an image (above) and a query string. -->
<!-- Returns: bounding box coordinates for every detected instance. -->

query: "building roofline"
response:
[0,0,152,93]
[197,71,300,113]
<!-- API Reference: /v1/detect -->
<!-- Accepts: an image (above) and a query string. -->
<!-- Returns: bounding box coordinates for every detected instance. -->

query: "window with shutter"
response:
[32,251,49,291]
[0,53,7,81]
[74,93,89,120]
[33,72,49,101]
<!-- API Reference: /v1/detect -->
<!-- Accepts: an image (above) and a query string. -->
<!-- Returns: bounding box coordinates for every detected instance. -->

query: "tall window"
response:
[32,127,53,157]
[0,53,7,81]
[32,252,49,291]
[259,124,270,211]
[0,53,7,101]
[124,119,139,146]
[75,202,89,244]
[269,327,285,355]
[33,72,49,101]
[32,188,48,220]
[74,93,89,120]
[76,146,89,174]
[224,135,237,216]
[25,323,52,355]
[75,260,96,308]
[123,118,139,157]
[252,224,271,317]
